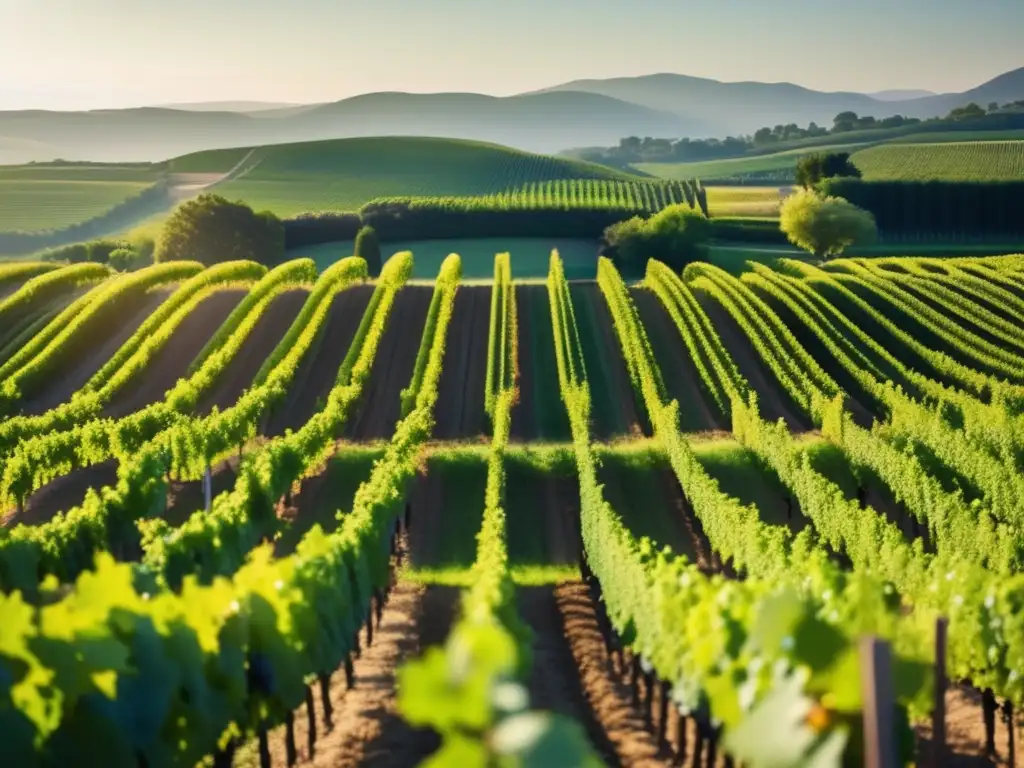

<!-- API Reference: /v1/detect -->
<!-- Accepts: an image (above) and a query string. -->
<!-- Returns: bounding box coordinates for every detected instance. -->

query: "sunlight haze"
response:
[2,0,1022,110]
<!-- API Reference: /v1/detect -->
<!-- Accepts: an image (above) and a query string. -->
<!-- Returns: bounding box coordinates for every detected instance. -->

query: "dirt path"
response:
[696,292,812,432]
[240,579,459,768]
[265,285,374,437]
[570,283,647,440]
[103,289,246,418]
[195,288,308,415]
[161,458,240,531]
[631,286,727,433]
[553,582,673,767]
[344,286,433,441]
[22,288,173,415]
[510,284,570,442]
[433,286,490,440]
[915,684,1016,766]
[3,460,118,528]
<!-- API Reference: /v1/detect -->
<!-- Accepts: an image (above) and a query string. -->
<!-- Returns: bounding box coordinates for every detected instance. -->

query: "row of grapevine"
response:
[0,262,111,321]
[0,259,370,594]
[0,260,206,413]
[0,261,56,288]
[140,252,413,590]
[0,258,464,766]
[656,259,1024,705]
[484,253,517,419]
[0,258,317,458]
[567,254,934,762]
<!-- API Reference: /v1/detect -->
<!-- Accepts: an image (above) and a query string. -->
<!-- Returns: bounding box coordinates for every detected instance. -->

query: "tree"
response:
[795,152,861,189]
[599,204,711,274]
[780,188,877,260]
[107,248,141,272]
[155,193,285,266]
[354,225,382,275]
[947,102,986,121]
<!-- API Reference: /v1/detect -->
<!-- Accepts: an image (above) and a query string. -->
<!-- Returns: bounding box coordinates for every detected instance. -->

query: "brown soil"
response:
[344,286,433,441]
[264,285,374,436]
[571,283,647,440]
[510,284,571,442]
[432,286,490,440]
[554,581,673,766]
[915,684,1017,766]
[162,457,241,530]
[3,460,118,528]
[696,291,812,432]
[103,289,246,418]
[0,286,98,372]
[194,288,308,416]
[631,286,728,433]
[240,578,460,768]
[22,287,174,415]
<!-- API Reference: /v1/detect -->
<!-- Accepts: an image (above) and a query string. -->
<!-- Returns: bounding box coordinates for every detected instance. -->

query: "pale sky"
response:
[1,0,1022,111]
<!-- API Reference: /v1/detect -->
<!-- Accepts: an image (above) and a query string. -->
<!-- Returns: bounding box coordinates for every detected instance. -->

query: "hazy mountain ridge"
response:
[0,67,1021,163]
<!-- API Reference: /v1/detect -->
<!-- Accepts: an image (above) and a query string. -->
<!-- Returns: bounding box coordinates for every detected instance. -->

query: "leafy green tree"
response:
[354,225,382,275]
[600,203,711,274]
[107,248,141,272]
[780,188,877,260]
[795,152,862,189]
[154,193,284,266]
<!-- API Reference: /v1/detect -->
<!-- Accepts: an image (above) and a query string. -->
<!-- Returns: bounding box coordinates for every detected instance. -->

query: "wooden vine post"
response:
[860,636,898,768]
[931,617,948,768]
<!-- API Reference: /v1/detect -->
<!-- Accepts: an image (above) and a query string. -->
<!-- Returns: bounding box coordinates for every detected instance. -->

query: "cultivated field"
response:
[853,139,1024,180]
[1,248,1024,765]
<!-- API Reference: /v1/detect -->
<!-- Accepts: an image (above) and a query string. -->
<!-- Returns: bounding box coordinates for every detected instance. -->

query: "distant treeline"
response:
[579,108,1024,166]
[283,192,711,249]
[820,179,1024,238]
[0,182,170,255]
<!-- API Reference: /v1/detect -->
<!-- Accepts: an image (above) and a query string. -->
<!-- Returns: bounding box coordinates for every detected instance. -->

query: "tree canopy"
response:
[155,194,284,266]
[600,204,711,274]
[795,152,862,189]
[354,225,382,276]
[780,188,877,260]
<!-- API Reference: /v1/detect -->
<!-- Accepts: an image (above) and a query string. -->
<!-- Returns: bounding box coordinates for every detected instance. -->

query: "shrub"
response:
[795,152,862,189]
[155,193,285,266]
[600,204,711,274]
[354,225,382,275]
[779,188,877,259]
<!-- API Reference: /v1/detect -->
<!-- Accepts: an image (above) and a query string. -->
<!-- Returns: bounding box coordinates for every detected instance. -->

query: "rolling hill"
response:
[536,67,1024,136]
[0,92,689,163]
[2,66,1022,164]
[194,135,642,215]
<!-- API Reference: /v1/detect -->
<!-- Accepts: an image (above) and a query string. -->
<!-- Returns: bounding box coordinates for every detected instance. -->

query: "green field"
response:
[0,179,153,233]
[635,142,867,183]
[201,136,637,215]
[852,140,1024,181]
[706,186,786,217]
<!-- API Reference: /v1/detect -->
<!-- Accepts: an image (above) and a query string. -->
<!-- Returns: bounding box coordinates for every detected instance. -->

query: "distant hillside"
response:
[156,101,301,112]
[534,67,1024,136]
[868,89,936,101]
[201,135,641,215]
[0,92,688,163]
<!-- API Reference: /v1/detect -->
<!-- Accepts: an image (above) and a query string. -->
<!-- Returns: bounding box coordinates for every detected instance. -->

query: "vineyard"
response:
[853,140,1024,181]
[2,249,1024,766]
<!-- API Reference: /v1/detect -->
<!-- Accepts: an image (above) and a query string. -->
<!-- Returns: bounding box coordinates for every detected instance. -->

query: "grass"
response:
[850,140,1024,181]
[287,237,601,280]
[706,186,786,217]
[165,148,253,174]
[0,180,152,233]
[634,143,867,182]
[192,136,636,216]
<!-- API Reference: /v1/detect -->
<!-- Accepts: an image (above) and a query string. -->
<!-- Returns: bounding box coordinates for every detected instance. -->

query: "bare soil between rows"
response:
[195,288,309,416]
[510,284,571,442]
[265,285,374,436]
[103,288,246,418]
[344,286,433,441]
[21,287,174,415]
[432,285,490,441]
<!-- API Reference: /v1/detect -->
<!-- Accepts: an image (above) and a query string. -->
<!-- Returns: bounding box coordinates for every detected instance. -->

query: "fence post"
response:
[860,636,898,768]
[931,618,948,768]
[204,462,212,512]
